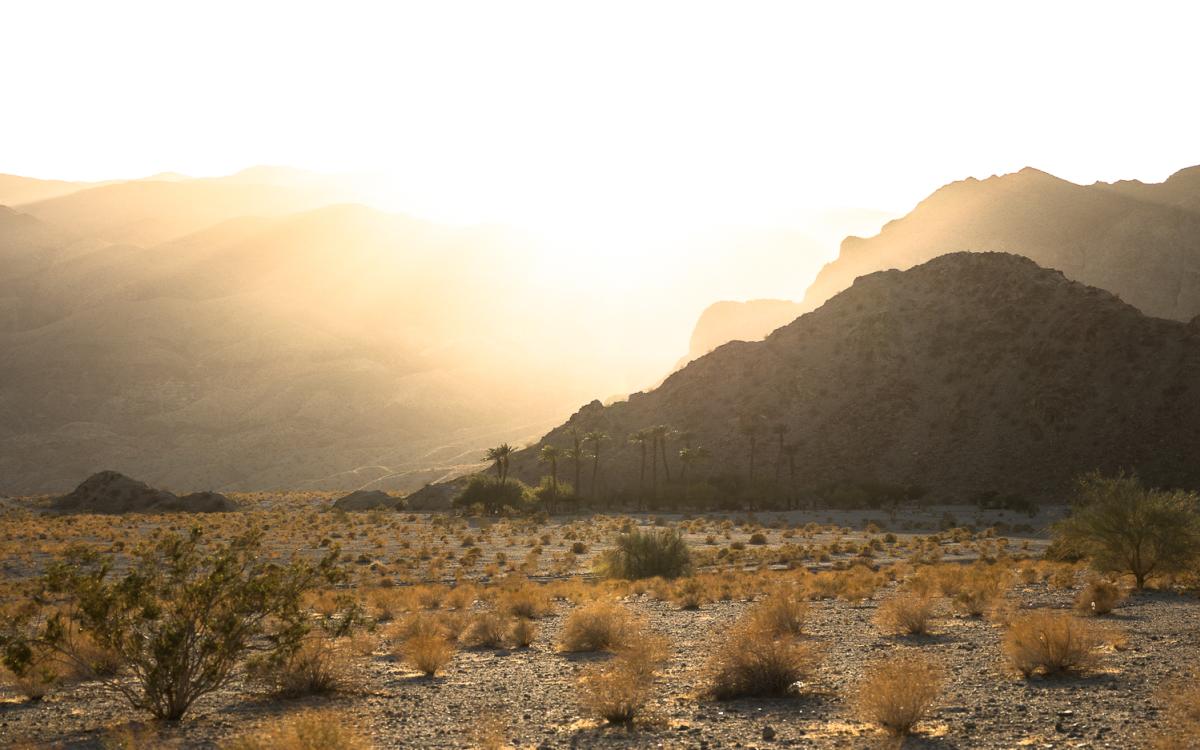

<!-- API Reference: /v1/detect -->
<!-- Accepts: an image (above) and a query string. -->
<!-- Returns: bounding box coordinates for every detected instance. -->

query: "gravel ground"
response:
[3,579,1197,749]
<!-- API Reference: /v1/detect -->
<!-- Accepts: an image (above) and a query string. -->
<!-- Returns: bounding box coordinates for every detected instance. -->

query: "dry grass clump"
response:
[876,593,936,636]
[951,565,1008,617]
[1151,681,1200,750]
[224,710,371,750]
[578,634,670,724]
[560,601,637,652]
[461,612,511,649]
[508,617,539,649]
[499,586,553,619]
[704,620,820,700]
[399,631,456,676]
[747,589,808,637]
[856,652,943,735]
[1003,610,1099,677]
[247,638,352,698]
[1074,578,1125,616]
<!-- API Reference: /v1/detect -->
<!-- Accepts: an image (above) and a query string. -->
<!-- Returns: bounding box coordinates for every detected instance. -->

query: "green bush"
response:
[598,527,692,580]
[1,529,348,720]
[1053,472,1200,589]
[453,475,534,515]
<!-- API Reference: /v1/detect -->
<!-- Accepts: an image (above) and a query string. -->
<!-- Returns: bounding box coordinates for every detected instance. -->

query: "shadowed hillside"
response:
[678,166,1200,363]
[510,252,1200,502]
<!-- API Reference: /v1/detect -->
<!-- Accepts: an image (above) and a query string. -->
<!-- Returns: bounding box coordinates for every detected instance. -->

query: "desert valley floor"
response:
[0,496,1196,749]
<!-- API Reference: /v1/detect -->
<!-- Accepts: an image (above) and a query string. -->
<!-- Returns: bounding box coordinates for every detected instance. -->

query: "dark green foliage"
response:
[1053,472,1200,589]
[599,527,692,580]
[1,528,347,720]
[454,475,534,515]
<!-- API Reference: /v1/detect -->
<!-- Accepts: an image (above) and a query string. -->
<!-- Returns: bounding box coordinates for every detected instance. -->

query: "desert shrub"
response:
[673,577,708,610]
[560,601,636,652]
[453,476,535,516]
[747,590,807,637]
[748,532,768,545]
[876,593,936,636]
[704,620,820,700]
[597,527,692,580]
[1074,578,1125,616]
[1,644,58,700]
[499,586,552,619]
[401,631,455,676]
[856,652,942,735]
[508,617,538,648]
[224,710,371,750]
[1053,472,1200,589]
[1003,610,1099,677]
[0,529,348,720]
[462,612,510,649]
[951,565,1007,616]
[247,637,351,698]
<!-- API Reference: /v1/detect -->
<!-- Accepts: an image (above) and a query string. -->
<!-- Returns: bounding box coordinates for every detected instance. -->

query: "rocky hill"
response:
[803,166,1200,321]
[509,252,1200,502]
[677,165,1200,363]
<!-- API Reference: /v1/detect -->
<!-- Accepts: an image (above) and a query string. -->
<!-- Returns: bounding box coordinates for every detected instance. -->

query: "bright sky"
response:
[4,1,1200,388]
[4,1,1198,227]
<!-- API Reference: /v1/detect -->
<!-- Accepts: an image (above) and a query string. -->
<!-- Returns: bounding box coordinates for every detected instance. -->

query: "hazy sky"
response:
[4,1,1198,238]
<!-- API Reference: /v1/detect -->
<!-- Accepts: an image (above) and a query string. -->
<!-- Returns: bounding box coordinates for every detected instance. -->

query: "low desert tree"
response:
[597,527,692,580]
[1053,472,1200,589]
[0,528,349,720]
[454,475,533,515]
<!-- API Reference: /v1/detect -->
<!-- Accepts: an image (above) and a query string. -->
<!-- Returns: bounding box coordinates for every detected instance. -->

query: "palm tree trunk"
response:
[591,447,600,500]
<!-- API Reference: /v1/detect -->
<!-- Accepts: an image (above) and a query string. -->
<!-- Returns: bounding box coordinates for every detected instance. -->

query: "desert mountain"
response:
[683,299,804,363]
[0,173,105,206]
[803,166,1200,321]
[0,202,600,495]
[509,252,1200,501]
[15,171,359,246]
[677,166,1200,364]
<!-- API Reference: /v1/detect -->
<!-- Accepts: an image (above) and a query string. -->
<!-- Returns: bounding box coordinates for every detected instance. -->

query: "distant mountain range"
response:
[682,165,1200,363]
[0,174,602,494]
[511,252,1200,502]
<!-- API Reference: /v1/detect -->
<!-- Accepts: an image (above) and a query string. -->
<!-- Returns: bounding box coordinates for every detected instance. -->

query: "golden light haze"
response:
[4,0,1200,389]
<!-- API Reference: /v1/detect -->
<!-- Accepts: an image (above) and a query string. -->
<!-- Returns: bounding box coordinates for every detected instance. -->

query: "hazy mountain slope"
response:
[16,176,352,246]
[0,174,101,205]
[509,253,1200,500]
[802,166,1200,321]
[684,299,804,362]
[0,205,594,495]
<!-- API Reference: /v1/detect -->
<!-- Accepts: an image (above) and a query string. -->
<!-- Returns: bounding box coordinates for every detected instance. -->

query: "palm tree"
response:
[738,415,766,483]
[485,443,513,484]
[655,425,673,480]
[629,429,651,510]
[678,445,710,505]
[567,428,584,501]
[538,444,562,514]
[782,442,801,509]
[772,423,790,484]
[677,445,710,484]
[585,430,607,499]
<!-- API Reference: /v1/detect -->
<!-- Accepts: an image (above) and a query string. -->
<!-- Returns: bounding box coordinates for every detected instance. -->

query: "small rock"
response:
[763,725,777,741]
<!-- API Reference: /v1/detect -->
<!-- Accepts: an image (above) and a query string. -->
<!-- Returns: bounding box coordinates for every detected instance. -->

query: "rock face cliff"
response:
[510,252,1200,502]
